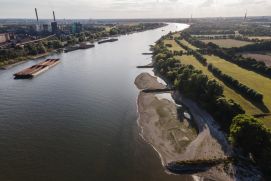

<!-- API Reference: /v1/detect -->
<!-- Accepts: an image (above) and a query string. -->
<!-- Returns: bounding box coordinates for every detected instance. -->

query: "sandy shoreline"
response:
[135,72,263,180]
[135,72,235,180]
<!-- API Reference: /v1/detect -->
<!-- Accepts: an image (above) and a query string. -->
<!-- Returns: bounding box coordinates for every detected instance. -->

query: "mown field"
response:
[162,35,271,127]
[163,39,186,52]
[201,39,253,48]
[179,39,199,50]
[176,55,262,115]
[241,53,271,67]
[204,55,271,123]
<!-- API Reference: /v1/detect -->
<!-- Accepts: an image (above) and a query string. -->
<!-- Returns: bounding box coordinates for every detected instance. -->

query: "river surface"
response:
[0,23,192,181]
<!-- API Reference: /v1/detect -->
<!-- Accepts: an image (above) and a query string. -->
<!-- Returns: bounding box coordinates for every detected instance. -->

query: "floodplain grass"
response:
[163,39,186,52]
[260,116,271,128]
[179,39,199,50]
[201,39,253,48]
[204,55,271,117]
[162,36,271,127]
[176,55,262,116]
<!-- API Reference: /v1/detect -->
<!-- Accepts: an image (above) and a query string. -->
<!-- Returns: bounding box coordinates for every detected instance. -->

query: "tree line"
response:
[181,32,271,79]
[174,38,207,66]
[208,43,271,79]
[208,63,263,102]
[154,34,271,179]
[153,40,245,130]
[0,39,62,66]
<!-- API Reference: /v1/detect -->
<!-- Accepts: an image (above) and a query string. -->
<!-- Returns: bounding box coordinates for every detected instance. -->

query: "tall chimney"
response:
[35,8,39,22]
[53,11,56,21]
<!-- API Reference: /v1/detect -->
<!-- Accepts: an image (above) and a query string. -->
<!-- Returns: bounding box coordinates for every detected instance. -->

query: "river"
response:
[0,23,192,181]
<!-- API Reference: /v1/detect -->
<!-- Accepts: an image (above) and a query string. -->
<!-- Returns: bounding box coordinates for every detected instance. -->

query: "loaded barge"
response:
[14,59,60,79]
[64,43,95,53]
[98,38,118,44]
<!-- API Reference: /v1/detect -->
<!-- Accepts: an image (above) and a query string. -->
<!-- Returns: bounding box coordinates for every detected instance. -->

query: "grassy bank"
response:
[162,32,271,127]
[204,55,271,114]
[177,55,261,115]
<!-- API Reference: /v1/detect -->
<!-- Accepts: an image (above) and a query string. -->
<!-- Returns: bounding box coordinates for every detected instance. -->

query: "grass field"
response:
[179,39,199,50]
[176,55,262,115]
[162,36,271,127]
[163,39,186,52]
[201,39,253,48]
[204,55,271,116]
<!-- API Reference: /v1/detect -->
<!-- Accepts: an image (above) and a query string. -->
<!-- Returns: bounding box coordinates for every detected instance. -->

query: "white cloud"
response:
[0,0,270,18]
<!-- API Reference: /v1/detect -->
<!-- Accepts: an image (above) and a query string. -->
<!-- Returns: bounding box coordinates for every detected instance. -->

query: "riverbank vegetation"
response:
[153,42,244,130]
[153,30,271,179]
[0,23,166,68]
[179,32,271,119]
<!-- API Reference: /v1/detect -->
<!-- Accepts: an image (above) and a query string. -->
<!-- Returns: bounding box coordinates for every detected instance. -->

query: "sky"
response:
[0,0,270,19]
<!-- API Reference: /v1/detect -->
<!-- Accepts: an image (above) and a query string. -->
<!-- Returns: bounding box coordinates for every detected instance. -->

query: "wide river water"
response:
[0,23,193,181]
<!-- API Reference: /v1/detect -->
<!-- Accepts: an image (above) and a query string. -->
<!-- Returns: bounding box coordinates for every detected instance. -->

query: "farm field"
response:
[177,55,262,115]
[241,53,271,67]
[204,55,271,116]
[201,39,253,48]
[163,39,186,52]
[248,36,271,41]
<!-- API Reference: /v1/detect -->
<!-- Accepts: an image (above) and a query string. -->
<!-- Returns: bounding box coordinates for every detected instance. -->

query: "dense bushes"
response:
[191,51,207,66]
[230,115,271,178]
[208,64,263,102]
[153,41,244,131]
[174,39,190,51]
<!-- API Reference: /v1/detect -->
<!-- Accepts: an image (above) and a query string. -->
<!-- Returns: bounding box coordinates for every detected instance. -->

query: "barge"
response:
[64,45,80,53]
[98,38,118,44]
[64,43,95,53]
[14,59,60,79]
[79,42,95,49]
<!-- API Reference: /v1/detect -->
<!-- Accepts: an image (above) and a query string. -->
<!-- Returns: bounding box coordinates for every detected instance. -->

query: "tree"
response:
[229,115,271,178]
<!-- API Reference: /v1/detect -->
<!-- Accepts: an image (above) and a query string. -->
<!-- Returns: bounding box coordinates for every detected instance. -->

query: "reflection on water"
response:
[0,23,194,181]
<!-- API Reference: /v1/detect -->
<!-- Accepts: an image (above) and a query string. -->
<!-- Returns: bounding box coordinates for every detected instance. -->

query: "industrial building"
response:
[71,22,83,34]
[0,33,10,43]
[34,8,58,34]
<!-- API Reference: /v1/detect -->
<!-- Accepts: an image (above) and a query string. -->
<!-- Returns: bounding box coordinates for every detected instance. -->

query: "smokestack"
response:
[53,11,56,22]
[244,10,247,22]
[35,8,39,22]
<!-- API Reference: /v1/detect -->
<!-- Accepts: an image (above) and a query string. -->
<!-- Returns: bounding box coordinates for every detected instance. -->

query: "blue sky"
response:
[0,0,270,19]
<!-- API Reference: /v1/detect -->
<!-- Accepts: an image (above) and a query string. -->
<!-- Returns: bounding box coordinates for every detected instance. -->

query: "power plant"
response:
[34,8,58,34]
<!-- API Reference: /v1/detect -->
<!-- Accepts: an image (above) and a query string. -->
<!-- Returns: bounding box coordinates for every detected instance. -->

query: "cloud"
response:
[201,0,215,7]
[226,0,267,7]
[0,0,270,19]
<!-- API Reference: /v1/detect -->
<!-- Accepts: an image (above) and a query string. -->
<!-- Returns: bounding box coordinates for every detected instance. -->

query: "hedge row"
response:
[208,63,263,102]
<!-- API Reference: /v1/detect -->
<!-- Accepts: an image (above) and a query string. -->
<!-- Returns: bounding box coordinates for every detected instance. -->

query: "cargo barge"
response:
[14,59,60,79]
[98,38,118,44]
[64,43,95,53]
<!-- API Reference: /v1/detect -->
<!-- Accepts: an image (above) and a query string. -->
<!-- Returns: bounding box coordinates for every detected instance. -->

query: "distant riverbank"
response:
[0,23,166,70]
